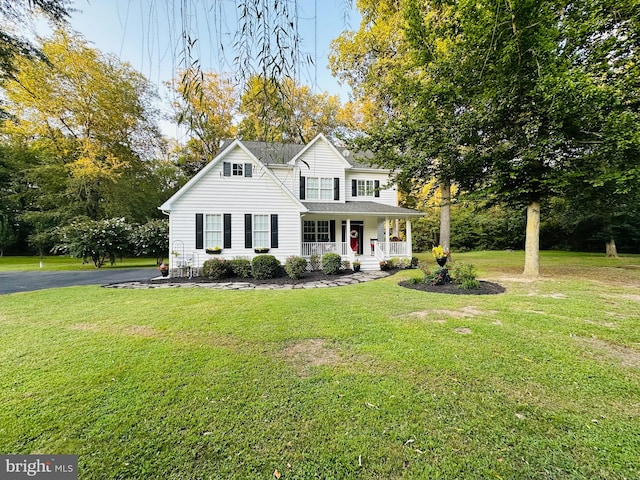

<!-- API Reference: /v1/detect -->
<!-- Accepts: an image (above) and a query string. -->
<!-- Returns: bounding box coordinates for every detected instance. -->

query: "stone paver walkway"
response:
[105,270,390,290]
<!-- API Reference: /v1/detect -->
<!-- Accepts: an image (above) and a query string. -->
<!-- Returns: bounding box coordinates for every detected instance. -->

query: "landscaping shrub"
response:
[450,262,480,289]
[285,256,307,279]
[228,258,252,278]
[322,252,342,274]
[201,258,231,279]
[251,254,281,279]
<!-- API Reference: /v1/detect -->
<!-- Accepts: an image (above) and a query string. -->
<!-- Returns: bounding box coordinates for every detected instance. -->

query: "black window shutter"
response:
[329,220,336,242]
[334,178,340,201]
[270,214,279,248]
[244,163,252,177]
[223,214,232,248]
[374,180,380,197]
[352,179,357,197]
[195,214,204,249]
[300,175,306,200]
[244,214,252,248]
[223,162,231,176]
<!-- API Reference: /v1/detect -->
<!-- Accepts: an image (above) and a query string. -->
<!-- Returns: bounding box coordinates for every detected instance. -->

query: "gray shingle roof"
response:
[219,139,383,169]
[302,201,423,216]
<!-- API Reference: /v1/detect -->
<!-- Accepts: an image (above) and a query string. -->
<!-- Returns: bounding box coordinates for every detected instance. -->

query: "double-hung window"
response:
[205,214,222,247]
[357,179,375,197]
[320,178,333,200]
[253,214,270,248]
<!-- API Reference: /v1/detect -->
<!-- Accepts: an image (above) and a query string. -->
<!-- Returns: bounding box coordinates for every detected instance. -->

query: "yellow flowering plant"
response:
[432,245,450,259]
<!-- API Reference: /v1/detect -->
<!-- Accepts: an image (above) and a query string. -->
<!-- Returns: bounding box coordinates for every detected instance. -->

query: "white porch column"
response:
[406,218,412,257]
[385,216,390,258]
[346,218,351,258]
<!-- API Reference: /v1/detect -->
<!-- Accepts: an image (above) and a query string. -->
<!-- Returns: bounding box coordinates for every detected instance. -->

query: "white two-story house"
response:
[159,134,423,272]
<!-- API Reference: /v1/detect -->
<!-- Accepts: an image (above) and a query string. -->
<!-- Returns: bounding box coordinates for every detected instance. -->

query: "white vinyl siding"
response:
[167,147,301,267]
[294,141,346,203]
[253,214,269,248]
[205,214,222,247]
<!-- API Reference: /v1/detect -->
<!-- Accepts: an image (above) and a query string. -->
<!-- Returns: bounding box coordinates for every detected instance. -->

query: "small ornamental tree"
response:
[54,217,132,268]
[130,219,169,265]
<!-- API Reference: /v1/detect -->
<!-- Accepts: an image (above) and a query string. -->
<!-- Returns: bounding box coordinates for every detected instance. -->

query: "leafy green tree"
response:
[130,219,169,265]
[0,0,69,84]
[54,217,132,268]
[2,28,162,223]
[0,215,16,256]
[170,69,238,171]
[238,75,345,143]
[333,0,640,276]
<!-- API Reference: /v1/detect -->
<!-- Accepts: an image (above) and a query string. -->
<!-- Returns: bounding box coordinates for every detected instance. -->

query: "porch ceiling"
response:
[302,201,423,217]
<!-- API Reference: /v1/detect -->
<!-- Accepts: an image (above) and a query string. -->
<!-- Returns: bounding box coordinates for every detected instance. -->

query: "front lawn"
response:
[1,252,639,478]
[0,255,158,272]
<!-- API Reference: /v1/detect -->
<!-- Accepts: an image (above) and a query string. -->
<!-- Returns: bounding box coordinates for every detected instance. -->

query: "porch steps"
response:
[354,256,381,272]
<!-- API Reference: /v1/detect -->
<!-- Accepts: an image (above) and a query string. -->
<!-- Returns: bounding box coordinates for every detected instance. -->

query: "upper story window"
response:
[352,179,380,198]
[357,180,375,197]
[300,175,340,201]
[223,162,253,177]
[305,177,333,200]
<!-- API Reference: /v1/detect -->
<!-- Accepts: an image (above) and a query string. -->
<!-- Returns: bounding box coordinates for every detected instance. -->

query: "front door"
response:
[343,222,364,255]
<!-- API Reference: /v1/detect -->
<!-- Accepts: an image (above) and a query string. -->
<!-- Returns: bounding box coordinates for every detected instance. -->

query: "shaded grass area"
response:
[0,256,158,272]
[1,252,640,478]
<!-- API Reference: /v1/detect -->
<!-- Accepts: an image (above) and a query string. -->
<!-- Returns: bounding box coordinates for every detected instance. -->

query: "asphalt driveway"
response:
[0,268,158,295]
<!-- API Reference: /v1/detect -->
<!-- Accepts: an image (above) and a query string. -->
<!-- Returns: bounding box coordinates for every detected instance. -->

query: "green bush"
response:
[450,262,480,289]
[251,254,281,279]
[228,258,252,278]
[322,252,342,275]
[285,256,308,279]
[201,258,231,279]
[130,219,168,265]
[54,217,132,268]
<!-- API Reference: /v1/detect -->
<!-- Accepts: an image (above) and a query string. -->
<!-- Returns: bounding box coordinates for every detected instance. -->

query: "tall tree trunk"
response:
[439,179,451,250]
[523,200,540,278]
[605,238,618,258]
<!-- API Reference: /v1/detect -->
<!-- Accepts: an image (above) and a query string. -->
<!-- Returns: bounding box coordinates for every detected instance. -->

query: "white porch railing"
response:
[302,240,410,261]
[373,240,409,258]
[302,242,351,257]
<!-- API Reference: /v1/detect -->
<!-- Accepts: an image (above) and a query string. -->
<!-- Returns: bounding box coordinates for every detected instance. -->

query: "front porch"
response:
[300,212,416,271]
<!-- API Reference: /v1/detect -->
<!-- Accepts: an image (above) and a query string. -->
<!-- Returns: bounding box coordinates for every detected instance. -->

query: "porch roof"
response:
[302,201,423,217]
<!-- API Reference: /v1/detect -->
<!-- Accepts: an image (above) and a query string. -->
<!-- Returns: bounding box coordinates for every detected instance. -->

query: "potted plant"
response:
[158,262,169,277]
[206,246,222,254]
[432,245,450,267]
[353,260,361,272]
[254,247,270,254]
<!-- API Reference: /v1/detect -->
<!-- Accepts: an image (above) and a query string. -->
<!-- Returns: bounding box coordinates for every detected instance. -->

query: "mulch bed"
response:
[398,280,505,295]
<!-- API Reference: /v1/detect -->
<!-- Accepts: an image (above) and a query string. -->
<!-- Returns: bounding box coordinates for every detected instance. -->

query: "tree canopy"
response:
[331,0,640,275]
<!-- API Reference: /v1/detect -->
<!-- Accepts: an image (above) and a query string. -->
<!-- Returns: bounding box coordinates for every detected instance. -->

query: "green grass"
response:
[1,251,640,479]
[0,255,158,271]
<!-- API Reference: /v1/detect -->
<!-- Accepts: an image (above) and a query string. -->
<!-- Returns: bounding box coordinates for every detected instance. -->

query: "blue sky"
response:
[57,0,360,139]
[66,1,359,115]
